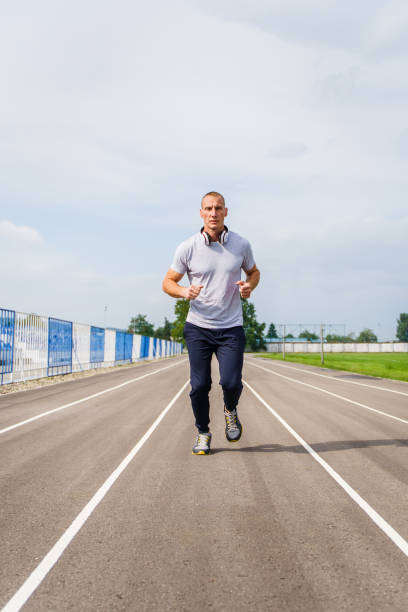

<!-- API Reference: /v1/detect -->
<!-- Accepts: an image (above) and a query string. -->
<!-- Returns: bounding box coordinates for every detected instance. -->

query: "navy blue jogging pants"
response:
[183,321,246,433]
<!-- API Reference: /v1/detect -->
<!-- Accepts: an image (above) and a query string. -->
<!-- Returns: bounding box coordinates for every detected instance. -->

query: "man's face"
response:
[200,196,228,234]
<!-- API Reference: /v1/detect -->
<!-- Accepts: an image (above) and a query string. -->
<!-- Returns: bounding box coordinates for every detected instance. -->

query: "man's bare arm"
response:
[246,265,260,290]
[236,265,260,299]
[162,268,204,300]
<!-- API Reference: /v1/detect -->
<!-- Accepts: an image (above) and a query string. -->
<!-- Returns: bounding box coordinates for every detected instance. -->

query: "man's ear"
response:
[224,207,228,217]
[200,208,204,219]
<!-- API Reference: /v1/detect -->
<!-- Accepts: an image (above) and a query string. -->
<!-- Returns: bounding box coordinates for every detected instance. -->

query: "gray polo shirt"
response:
[170,230,256,329]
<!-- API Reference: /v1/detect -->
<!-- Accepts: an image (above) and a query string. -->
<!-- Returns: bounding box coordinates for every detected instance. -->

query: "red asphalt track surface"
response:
[1,355,408,611]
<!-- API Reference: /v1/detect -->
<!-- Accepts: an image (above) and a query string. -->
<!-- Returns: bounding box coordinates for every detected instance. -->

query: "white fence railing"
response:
[265,342,408,353]
[0,307,183,385]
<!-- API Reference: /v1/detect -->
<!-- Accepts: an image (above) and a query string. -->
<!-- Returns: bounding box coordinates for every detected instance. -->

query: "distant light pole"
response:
[283,324,286,360]
[320,323,324,365]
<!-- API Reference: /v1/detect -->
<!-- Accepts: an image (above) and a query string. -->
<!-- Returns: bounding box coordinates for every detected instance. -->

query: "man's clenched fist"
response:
[236,280,251,299]
[184,284,204,300]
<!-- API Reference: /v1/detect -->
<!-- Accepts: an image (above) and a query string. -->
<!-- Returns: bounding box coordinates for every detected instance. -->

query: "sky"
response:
[1,0,407,340]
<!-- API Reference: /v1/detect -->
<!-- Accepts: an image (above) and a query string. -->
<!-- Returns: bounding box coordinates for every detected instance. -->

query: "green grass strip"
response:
[259,352,408,383]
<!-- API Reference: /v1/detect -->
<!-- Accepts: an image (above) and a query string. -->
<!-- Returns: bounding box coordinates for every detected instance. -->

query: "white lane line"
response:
[247,361,408,425]
[0,360,187,436]
[243,379,408,558]
[248,357,408,397]
[1,379,190,612]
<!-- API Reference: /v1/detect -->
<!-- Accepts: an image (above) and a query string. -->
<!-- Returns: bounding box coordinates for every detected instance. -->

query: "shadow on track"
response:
[210,439,408,454]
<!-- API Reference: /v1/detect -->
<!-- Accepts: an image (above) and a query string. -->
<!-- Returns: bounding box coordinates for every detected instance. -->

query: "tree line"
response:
[264,325,379,342]
[128,310,408,349]
[265,313,408,343]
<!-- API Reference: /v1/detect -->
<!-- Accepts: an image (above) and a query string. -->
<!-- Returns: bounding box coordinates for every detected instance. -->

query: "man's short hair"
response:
[201,191,225,207]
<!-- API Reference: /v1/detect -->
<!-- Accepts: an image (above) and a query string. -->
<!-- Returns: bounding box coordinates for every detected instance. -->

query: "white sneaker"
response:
[224,407,242,442]
[192,432,212,455]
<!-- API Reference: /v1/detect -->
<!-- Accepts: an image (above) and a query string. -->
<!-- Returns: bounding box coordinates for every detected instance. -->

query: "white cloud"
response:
[191,0,386,52]
[364,0,408,57]
[0,220,174,331]
[0,221,43,244]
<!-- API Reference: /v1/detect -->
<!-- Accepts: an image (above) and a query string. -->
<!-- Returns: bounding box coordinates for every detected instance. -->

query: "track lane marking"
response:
[247,361,408,425]
[243,379,408,558]
[1,379,190,612]
[248,357,408,397]
[0,359,187,436]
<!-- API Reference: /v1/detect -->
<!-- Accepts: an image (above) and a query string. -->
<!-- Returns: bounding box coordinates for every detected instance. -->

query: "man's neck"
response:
[205,226,224,242]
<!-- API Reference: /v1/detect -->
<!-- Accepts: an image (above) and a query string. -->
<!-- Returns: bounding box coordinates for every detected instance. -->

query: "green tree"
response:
[242,299,266,351]
[299,329,319,341]
[396,313,408,342]
[285,333,294,339]
[171,299,190,344]
[128,314,155,336]
[266,323,278,339]
[356,328,378,343]
[154,317,173,340]
[162,317,173,340]
[326,333,354,343]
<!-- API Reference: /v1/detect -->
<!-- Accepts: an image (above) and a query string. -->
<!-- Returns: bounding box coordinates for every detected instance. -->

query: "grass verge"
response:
[257,352,408,383]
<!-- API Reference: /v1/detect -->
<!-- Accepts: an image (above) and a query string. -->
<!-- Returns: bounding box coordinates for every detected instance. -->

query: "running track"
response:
[1,355,408,611]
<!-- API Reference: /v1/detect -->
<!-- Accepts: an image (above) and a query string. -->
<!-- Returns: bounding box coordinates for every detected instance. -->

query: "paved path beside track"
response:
[1,355,408,611]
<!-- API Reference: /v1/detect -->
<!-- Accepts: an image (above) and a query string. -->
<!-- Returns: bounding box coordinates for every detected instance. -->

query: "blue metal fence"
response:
[0,308,15,382]
[115,331,125,361]
[48,318,73,375]
[90,326,105,363]
[115,331,133,362]
[1,305,182,385]
[124,332,132,361]
[140,335,150,359]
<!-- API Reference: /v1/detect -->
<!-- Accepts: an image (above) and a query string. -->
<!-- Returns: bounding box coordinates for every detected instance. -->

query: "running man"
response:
[162,191,260,455]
